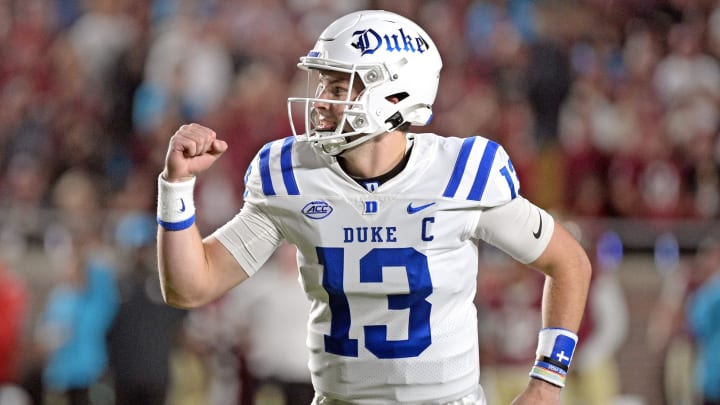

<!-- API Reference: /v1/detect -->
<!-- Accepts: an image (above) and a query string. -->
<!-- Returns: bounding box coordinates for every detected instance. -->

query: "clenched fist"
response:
[162,123,228,182]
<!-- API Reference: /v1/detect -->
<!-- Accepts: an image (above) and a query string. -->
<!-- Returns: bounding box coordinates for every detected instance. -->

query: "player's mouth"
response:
[316,117,337,132]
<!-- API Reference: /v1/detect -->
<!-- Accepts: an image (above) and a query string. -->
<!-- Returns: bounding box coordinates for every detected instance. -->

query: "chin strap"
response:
[315,103,426,156]
[318,126,391,156]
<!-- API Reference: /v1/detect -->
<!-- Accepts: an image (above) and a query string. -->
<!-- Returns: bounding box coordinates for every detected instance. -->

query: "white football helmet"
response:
[288,10,443,155]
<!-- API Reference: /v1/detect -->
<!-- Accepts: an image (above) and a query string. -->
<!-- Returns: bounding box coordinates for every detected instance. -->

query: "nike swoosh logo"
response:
[179,198,186,213]
[407,202,436,214]
[533,210,542,239]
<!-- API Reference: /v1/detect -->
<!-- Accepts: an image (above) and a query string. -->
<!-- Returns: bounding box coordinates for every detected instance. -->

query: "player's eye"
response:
[331,86,347,97]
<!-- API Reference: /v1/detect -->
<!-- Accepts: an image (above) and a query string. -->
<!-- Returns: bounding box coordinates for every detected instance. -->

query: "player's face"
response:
[313,70,363,133]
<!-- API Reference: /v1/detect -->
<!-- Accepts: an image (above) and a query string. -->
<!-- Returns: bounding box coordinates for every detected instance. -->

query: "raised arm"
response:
[157,123,249,309]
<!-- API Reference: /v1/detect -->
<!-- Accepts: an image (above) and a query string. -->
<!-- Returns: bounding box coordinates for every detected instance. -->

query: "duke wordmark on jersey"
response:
[342,218,435,243]
[343,226,398,243]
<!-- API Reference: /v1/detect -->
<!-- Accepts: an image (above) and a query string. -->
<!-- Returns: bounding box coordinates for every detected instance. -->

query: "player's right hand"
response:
[161,123,228,182]
[509,378,561,405]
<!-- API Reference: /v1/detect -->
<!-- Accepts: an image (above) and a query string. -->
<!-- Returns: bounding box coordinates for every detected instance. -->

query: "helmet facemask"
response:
[288,63,398,156]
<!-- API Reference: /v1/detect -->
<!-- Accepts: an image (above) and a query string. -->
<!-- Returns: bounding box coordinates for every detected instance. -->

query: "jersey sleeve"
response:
[473,196,554,264]
[211,152,284,276]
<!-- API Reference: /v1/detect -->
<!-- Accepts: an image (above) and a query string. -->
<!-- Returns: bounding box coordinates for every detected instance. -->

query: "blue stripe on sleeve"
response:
[280,137,299,195]
[258,142,275,196]
[443,137,476,198]
[467,140,499,201]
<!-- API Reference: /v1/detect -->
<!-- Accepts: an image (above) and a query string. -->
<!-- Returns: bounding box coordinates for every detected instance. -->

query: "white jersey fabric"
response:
[213,133,554,404]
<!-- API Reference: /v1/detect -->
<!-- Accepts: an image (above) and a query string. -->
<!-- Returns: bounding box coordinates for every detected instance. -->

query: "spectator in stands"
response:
[564,231,629,405]
[686,237,720,405]
[36,231,119,405]
[108,213,186,405]
[0,260,28,385]
[654,20,720,107]
[33,168,120,405]
[233,243,314,405]
[184,243,313,405]
[647,233,701,405]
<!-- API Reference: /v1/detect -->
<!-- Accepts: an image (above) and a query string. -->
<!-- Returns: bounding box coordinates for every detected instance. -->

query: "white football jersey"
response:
[213,133,553,404]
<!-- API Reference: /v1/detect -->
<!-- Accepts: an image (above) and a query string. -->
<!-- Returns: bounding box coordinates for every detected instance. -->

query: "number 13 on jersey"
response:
[318,246,433,359]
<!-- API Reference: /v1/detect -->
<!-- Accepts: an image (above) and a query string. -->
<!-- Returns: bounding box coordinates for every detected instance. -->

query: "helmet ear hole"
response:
[386,92,409,104]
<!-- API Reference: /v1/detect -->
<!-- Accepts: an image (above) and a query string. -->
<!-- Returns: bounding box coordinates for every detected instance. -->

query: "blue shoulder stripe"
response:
[443,137,476,198]
[258,142,275,196]
[467,140,499,201]
[280,137,299,195]
[257,137,300,196]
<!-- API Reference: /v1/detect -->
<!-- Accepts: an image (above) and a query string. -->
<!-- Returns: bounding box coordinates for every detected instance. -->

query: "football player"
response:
[156,10,591,405]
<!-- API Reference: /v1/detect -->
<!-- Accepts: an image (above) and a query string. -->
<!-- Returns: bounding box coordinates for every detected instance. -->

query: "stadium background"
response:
[0,0,719,404]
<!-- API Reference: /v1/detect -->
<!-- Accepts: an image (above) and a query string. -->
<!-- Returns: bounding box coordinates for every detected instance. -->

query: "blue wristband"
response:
[157,214,196,231]
[528,328,578,388]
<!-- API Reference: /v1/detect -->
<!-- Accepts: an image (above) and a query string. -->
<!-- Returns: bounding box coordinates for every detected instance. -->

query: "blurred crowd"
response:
[1,0,720,404]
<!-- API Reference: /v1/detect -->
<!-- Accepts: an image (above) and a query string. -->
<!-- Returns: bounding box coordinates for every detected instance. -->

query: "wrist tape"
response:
[157,175,196,231]
[529,328,578,388]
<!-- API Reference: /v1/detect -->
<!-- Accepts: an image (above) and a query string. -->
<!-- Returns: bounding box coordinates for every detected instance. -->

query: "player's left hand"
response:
[509,378,561,405]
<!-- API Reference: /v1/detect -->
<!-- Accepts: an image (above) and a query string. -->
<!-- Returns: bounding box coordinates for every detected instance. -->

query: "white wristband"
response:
[157,175,196,231]
[529,328,578,388]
